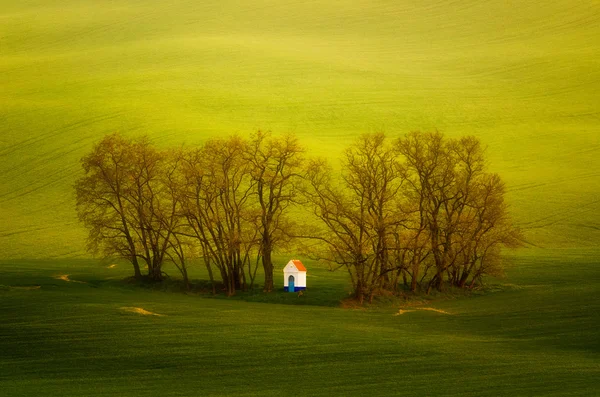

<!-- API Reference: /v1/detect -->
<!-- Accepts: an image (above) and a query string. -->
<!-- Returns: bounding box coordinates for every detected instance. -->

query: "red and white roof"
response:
[291,259,306,271]
[284,259,306,272]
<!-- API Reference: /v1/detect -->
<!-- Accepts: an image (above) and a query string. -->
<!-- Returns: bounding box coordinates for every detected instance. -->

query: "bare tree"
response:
[77,130,522,300]
[158,148,194,289]
[177,137,256,296]
[301,133,405,303]
[75,133,143,279]
[344,133,406,291]
[75,133,175,281]
[125,137,171,281]
[396,131,459,292]
[451,173,523,288]
[396,131,522,292]
[245,131,304,292]
[302,131,522,300]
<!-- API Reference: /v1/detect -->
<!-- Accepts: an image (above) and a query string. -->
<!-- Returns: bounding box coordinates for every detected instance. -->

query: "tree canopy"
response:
[75,131,522,301]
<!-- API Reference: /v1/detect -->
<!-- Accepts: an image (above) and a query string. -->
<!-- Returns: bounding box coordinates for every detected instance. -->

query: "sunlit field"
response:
[1,0,599,257]
[1,1,599,395]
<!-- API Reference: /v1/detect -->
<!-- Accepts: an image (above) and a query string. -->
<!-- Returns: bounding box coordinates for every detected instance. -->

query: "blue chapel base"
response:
[284,286,306,292]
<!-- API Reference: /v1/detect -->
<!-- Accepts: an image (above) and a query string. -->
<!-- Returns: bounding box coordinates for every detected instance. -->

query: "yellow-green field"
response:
[1,3,599,395]
[1,0,599,258]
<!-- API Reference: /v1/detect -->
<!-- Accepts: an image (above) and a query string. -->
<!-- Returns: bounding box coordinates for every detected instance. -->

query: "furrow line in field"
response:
[0,111,125,158]
[0,6,168,57]
[0,134,98,189]
[0,166,79,204]
[507,172,600,193]
[0,225,57,238]
[520,199,600,229]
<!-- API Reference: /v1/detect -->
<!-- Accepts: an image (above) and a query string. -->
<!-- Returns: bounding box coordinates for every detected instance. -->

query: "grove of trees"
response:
[75,131,522,302]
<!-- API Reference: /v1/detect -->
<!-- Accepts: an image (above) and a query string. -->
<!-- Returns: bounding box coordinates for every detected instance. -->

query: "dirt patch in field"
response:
[395,307,452,316]
[9,285,41,290]
[54,274,87,284]
[395,309,416,315]
[119,307,165,317]
[418,307,452,314]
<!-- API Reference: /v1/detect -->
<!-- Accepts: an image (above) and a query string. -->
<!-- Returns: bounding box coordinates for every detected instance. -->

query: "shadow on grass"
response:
[112,276,350,308]
[108,275,497,310]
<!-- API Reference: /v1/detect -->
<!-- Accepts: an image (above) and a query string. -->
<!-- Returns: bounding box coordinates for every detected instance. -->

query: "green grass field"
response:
[1,1,599,395]
[1,250,598,396]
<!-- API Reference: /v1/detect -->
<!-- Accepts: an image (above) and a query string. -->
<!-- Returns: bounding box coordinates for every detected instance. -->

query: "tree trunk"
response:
[411,264,419,292]
[262,239,274,292]
[427,272,444,293]
[355,287,364,305]
[354,276,366,304]
[458,270,470,288]
[434,270,444,291]
[148,261,163,282]
[182,267,190,290]
[223,269,234,296]
[131,255,142,279]
[205,258,216,295]
[232,262,242,290]
[249,254,260,290]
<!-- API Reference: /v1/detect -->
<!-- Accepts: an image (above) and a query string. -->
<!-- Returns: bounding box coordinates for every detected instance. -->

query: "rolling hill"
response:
[1,0,599,258]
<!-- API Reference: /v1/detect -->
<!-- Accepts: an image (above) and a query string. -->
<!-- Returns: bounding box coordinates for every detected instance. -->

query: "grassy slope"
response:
[1,0,600,258]
[0,2,598,395]
[0,0,600,396]
[0,251,598,396]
